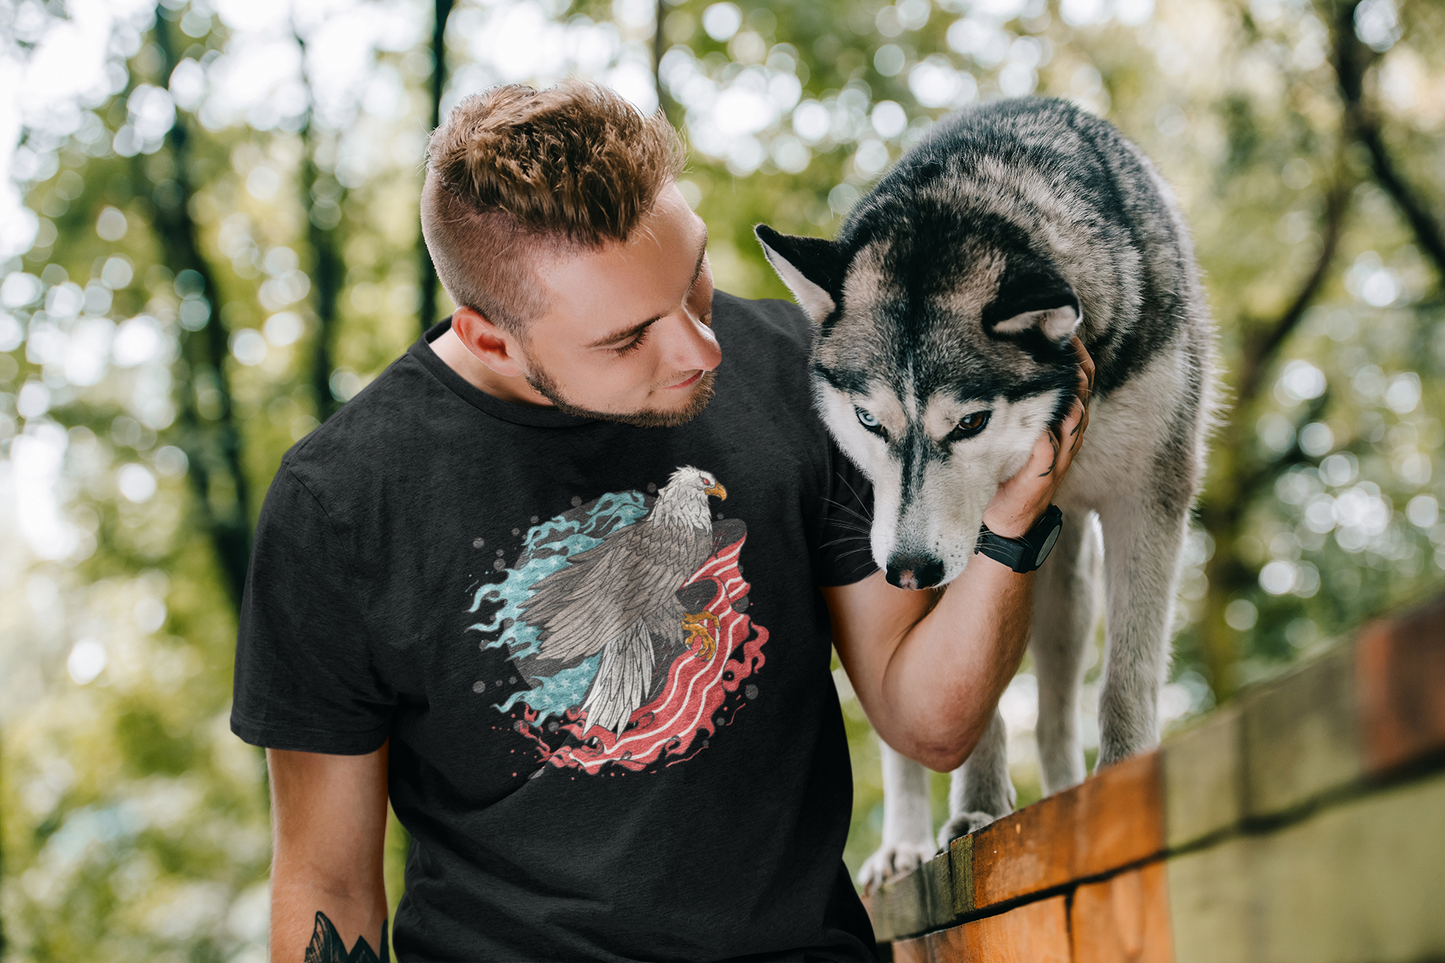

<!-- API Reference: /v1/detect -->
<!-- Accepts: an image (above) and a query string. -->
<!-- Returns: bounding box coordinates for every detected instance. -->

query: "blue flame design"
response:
[467,490,650,719]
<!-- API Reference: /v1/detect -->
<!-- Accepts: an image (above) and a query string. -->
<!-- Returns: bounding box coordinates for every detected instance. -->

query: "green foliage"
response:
[2,0,1443,956]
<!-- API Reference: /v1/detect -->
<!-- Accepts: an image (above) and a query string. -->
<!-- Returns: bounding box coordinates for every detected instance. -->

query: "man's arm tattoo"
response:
[303,911,389,963]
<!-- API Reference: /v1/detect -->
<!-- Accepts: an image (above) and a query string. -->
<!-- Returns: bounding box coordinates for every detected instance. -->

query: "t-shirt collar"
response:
[409,317,599,429]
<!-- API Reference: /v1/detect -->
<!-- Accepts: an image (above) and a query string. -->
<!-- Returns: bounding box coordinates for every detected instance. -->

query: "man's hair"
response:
[420,81,685,334]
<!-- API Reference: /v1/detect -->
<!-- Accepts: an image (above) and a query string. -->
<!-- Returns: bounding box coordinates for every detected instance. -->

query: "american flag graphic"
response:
[517,529,768,775]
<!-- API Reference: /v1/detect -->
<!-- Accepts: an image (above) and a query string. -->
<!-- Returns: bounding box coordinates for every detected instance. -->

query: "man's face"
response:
[518,183,720,428]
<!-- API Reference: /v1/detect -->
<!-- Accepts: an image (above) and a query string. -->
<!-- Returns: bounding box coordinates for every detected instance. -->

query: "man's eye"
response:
[947,410,991,442]
[855,407,887,438]
[613,329,649,355]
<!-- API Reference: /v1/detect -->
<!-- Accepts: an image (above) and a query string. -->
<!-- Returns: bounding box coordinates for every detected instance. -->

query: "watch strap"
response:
[975,505,1064,573]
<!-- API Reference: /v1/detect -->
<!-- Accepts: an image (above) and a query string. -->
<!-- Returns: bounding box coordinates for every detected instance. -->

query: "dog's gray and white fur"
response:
[756,98,1215,891]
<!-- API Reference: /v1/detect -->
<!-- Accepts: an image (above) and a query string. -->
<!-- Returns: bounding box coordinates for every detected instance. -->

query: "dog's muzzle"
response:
[885,555,944,591]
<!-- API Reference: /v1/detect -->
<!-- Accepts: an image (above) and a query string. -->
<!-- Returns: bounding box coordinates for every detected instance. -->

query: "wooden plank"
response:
[868,851,954,939]
[1169,771,1445,963]
[1163,706,1243,849]
[1073,750,1165,879]
[1357,595,1445,776]
[871,865,933,943]
[1071,862,1174,963]
[969,788,1077,908]
[948,834,974,916]
[970,749,1163,910]
[1242,646,1362,819]
[928,896,1072,962]
[1164,839,1251,963]
[920,850,955,930]
[892,935,932,963]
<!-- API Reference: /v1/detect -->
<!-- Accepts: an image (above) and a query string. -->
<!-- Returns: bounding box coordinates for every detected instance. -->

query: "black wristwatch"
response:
[975,505,1064,573]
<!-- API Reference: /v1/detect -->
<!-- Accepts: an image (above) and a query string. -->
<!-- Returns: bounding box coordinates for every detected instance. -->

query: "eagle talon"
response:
[682,611,720,660]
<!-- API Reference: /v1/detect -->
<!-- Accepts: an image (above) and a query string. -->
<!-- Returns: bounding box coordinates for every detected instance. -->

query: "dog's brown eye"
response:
[947,410,991,442]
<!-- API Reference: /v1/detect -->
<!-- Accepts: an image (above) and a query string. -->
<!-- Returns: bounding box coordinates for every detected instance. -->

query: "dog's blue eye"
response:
[947,410,991,442]
[855,407,888,439]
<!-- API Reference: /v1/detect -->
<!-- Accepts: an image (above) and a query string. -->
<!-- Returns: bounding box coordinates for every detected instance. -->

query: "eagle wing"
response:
[579,619,655,735]
[520,519,709,663]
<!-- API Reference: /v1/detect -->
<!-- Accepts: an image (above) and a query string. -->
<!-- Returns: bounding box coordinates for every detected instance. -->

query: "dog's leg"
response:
[1095,501,1190,769]
[938,709,1015,846]
[856,740,936,893]
[1031,513,1103,795]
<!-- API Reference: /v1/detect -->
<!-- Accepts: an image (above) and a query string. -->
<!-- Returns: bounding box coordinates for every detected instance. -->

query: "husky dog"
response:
[756,98,1214,890]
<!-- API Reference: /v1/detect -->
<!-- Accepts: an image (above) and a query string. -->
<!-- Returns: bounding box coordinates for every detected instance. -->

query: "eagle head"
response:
[652,466,726,531]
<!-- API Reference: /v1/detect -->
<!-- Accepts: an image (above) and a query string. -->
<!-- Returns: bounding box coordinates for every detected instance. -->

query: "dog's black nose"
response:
[885,556,944,591]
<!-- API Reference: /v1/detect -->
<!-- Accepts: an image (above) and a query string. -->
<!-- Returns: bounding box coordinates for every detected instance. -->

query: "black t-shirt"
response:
[232,292,879,962]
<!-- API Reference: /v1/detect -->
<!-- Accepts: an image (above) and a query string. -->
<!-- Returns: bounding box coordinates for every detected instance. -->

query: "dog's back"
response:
[842,97,1212,404]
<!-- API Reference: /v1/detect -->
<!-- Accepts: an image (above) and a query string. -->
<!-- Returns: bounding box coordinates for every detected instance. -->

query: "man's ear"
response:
[452,306,527,377]
[754,224,839,323]
[990,303,1082,342]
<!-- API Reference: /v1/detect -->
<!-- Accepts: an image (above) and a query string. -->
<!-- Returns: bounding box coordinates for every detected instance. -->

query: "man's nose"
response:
[662,310,721,372]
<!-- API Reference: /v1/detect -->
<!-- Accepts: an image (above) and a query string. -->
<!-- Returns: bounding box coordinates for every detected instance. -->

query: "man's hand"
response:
[981,337,1095,538]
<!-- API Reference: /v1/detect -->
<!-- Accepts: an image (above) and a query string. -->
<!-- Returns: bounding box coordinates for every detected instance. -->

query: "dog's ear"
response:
[754,224,838,322]
[982,261,1082,343]
[989,303,1082,342]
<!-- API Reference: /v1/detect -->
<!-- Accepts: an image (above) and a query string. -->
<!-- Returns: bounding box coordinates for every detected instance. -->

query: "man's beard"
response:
[525,366,717,428]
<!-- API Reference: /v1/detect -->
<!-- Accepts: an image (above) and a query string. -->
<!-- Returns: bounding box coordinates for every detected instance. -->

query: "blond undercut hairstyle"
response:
[420,81,686,335]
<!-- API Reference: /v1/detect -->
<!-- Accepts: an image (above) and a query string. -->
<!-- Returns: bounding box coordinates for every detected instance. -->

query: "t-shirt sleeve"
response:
[814,439,880,587]
[231,466,394,754]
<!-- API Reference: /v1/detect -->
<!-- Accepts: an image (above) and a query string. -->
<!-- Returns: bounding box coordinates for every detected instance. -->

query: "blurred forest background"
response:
[1,0,1442,956]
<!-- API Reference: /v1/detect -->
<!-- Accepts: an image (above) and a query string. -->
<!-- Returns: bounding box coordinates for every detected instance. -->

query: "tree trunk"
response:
[1331,0,1445,285]
[302,134,345,424]
[417,0,454,336]
[149,4,253,612]
[653,0,680,127]
[295,27,346,424]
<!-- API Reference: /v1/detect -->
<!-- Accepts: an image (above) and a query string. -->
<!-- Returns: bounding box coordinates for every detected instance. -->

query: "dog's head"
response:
[756,205,1080,589]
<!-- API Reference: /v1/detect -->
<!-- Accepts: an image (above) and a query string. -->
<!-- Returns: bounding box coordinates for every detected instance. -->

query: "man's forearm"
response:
[823,555,1036,773]
[266,746,392,963]
[270,875,389,963]
[882,555,1034,770]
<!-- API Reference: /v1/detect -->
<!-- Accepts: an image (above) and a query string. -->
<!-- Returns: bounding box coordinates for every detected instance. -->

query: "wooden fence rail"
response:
[865,594,1445,963]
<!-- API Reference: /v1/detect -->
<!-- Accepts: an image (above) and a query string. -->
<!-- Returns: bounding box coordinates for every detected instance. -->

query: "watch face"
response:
[1035,524,1061,567]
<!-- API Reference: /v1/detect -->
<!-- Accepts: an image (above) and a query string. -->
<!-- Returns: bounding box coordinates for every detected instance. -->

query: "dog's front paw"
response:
[937,810,1006,847]
[855,841,937,894]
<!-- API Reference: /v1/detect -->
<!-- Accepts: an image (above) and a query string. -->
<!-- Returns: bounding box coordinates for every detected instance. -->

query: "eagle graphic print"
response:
[466,466,769,776]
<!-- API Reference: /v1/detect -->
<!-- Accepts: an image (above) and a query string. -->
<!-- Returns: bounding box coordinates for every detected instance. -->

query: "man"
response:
[233,81,1090,961]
